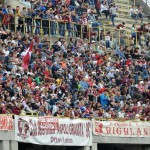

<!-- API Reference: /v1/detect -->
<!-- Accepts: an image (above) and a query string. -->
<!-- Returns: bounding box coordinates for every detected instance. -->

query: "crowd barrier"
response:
[0,14,148,47]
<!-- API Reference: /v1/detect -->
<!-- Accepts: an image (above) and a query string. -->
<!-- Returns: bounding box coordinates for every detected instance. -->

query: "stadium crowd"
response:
[0,0,150,121]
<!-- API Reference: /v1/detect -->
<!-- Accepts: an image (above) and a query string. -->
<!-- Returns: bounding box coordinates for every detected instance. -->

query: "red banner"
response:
[0,115,13,131]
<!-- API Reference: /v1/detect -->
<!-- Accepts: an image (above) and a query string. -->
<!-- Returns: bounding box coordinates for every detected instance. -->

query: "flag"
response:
[23,41,33,65]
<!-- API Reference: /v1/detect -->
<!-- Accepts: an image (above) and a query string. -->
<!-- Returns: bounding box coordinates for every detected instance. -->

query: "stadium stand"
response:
[0,0,149,121]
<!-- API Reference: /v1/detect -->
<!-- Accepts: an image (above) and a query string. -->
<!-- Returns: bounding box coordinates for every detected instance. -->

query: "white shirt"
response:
[3,50,10,56]
[52,105,59,115]
[105,35,110,41]
[130,8,137,16]
[107,72,114,78]
[118,112,125,118]
[104,112,111,118]
[110,6,117,14]
[101,5,108,12]
[68,73,73,79]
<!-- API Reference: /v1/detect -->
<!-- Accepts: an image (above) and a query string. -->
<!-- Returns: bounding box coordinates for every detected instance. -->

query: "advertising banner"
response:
[15,116,92,146]
[0,115,13,131]
[93,120,150,137]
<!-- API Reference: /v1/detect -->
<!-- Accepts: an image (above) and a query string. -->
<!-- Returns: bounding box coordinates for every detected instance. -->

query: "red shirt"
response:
[43,70,50,77]
[12,107,20,115]
[28,77,32,85]
[116,24,125,29]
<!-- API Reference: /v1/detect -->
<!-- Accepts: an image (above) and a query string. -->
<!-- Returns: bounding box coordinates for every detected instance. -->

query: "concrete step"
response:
[115,17,149,24]
[103,25,132,33]
[117,9,130,15]
[5,0,25,9]
[115,0,130,4]
[115,3,132,9]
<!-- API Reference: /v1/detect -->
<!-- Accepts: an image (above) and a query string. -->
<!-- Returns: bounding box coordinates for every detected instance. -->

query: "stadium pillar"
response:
[10,141,18,150]
[144,146,150,150]
[91,143,97,150]
[0,140,10,150]
[84,146,90,150]
[79,146,90,150]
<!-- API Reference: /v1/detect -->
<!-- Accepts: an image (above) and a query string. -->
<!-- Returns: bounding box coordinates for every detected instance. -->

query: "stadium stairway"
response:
[5,0,25,9]
[100,0,150,34]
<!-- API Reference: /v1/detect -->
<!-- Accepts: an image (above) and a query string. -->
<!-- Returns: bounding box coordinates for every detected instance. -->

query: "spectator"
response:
[110,3,117,26]
[0,1,149,122]
[130,5,138,21]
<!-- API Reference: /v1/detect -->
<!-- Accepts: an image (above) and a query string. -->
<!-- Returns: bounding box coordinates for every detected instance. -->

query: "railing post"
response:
[65,22,67,40]
[81,24,83,39]
[31,17,33,34]
[118,29,120,45]
[136,30,138,46]
[112,31,114,44]
[56,21,60,38]
[99,26,100,42]
[41,18,43,36]
[89,25,91,43]
[8,15,10,30]
[49,20,51,43]
[72,22,74,38]
[14,15,16,33]
[23,17,25,34]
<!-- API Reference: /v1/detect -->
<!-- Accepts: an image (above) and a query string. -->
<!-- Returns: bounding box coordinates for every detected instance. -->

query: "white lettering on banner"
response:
[15,116,92,146]
[92,120,150,137]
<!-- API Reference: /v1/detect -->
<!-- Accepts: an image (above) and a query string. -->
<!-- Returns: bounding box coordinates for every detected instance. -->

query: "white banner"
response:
[93,120,150,137]
[15,116,92,146]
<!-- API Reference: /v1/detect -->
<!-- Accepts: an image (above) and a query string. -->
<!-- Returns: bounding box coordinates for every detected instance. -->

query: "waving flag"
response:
[23,41,33,65]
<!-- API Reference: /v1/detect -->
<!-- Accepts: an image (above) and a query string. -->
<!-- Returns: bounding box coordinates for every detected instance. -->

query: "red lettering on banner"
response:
[112,127,115,134]
[0,116,13,130]
[37,116,58,136]
[137,128,142,135]
[130,128,134,135]
[124,128,129,135]
[86,122,91,138]
[116,128,121,135]
[57,123,84,137]
[106,127,111,134]
[143,128,148,135]
[30,119,37,136]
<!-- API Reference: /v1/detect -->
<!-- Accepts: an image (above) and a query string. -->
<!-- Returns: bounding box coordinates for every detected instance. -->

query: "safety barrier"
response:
[0,14,149,47]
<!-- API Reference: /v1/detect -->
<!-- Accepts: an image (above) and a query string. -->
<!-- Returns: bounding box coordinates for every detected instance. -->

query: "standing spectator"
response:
[95,0,101,17]
[26,8,34,33]
[105,31,111,49]
[7,5,15,31]
[110,3,117,26]
[17,7,27,32]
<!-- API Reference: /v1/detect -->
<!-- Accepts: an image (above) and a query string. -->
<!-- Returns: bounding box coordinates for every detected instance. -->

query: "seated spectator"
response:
[130,5,138,20]
[100,4,110,19]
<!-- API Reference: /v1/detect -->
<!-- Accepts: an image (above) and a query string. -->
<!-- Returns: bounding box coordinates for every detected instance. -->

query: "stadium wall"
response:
[0,128,150,150]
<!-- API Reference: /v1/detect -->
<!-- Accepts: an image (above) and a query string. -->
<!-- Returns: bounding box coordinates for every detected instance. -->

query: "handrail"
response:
[2,114,150,122]
[0,14,149,46]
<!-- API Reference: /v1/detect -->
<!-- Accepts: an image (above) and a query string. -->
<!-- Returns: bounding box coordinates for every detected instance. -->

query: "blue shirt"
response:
[2,8,8,14]
[79,81,89,90]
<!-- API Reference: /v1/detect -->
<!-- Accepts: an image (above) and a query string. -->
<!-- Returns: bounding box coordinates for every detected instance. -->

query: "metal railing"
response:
[0,14,148,47]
